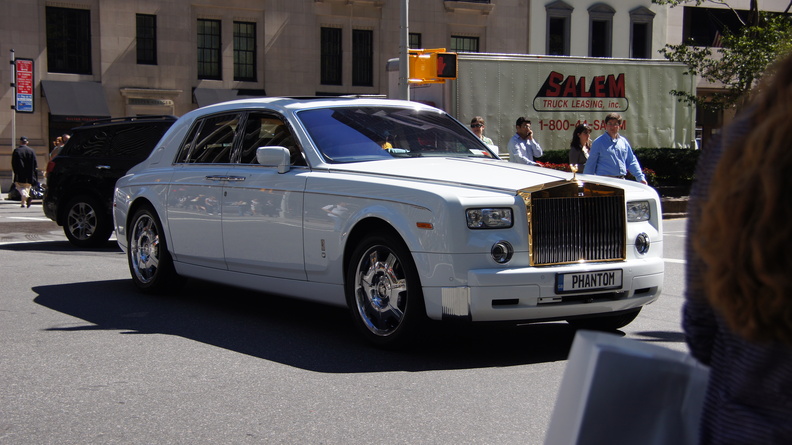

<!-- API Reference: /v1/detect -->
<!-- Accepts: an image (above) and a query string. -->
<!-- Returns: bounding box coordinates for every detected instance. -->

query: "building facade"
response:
[0,0,781,189]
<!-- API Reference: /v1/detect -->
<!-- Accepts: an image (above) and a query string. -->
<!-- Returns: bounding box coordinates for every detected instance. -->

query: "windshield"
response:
[297,106,496,163]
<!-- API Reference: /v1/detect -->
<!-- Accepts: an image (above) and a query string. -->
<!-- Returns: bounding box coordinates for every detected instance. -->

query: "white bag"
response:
[544,330,710,445]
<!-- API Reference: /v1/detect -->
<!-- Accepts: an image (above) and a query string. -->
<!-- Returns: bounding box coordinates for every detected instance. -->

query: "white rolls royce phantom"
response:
[113,97,663,347]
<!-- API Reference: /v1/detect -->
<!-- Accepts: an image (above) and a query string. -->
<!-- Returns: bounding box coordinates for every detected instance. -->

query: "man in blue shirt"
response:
[584,113,647,185]
[507,117,543,165]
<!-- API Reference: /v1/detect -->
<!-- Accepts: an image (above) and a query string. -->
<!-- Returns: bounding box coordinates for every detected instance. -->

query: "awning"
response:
[41,80,111,118]
[193,88,267,108]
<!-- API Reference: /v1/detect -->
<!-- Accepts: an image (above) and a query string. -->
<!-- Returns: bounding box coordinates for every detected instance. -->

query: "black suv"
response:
[44,116,177,247]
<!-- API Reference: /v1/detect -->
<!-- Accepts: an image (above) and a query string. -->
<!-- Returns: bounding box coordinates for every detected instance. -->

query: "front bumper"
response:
[421,257,664,322]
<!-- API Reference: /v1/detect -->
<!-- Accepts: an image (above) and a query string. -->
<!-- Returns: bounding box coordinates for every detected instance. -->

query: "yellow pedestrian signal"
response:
[408,49,458,83]
[436,53,457,79]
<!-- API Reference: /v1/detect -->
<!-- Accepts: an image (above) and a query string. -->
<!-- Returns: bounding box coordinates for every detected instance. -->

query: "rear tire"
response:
[63,195,113,247]
[345,231,426,348]
[566,308,642,331]
[127,205,180,294]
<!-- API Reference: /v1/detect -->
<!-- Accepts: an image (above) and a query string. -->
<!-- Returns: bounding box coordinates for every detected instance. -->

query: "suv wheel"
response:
[63,195,113,247]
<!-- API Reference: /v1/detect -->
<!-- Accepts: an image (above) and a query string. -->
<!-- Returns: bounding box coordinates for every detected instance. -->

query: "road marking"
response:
[6,216,51,221]
[665,258,685,264]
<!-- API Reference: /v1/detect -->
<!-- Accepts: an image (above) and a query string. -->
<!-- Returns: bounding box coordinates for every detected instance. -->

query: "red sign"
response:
[15,58,34,113]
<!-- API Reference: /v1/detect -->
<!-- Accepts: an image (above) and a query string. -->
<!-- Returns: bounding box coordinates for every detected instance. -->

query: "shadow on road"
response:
[32,278,578,373]
[0,239,121,253]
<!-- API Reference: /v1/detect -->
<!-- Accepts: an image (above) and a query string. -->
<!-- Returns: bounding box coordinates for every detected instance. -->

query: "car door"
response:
[166,112,240,269]
[221,112,308,280]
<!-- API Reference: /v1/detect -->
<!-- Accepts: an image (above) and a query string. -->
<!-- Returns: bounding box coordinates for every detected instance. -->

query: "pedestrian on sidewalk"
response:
[506,117,543,165]
[11,136,38,208]
[584,113,647,184]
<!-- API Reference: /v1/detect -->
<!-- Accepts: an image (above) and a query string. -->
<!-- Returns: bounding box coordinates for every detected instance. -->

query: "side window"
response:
[238,112,305,166]
[179,113,241,164]
[108,123,170,161]
[68,129,113,158]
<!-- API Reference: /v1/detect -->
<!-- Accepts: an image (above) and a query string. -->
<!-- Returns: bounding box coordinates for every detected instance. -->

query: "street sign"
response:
[15,58,34,113]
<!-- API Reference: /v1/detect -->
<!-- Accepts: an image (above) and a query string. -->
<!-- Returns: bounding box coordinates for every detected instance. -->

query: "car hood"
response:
[326,157,643,194]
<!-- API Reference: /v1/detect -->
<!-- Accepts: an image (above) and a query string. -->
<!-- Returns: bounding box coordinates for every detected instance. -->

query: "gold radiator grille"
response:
[520,181,626,266]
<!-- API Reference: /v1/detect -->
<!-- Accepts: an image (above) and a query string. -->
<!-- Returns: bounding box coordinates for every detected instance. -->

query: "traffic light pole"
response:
[10,49,16,151]
[399,0,410,101]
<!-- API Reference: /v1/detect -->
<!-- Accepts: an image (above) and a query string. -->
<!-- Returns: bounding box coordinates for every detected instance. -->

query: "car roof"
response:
[71,115,177,131]
[188,96,441,116]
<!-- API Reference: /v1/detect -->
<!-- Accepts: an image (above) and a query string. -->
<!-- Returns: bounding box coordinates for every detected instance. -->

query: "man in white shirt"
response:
[506,117,543,165]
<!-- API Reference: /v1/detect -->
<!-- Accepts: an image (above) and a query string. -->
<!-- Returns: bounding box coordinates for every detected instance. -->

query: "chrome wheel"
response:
[130,212,160,284]
[63,196,112,247]
[66,201,98,241]
[353,244,409,337]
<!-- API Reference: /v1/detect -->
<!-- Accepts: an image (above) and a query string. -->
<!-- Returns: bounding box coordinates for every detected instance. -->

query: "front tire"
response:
[345,232,426,348]
[566,308,642,331]
[63,195,113,247]
[127,206,179,293]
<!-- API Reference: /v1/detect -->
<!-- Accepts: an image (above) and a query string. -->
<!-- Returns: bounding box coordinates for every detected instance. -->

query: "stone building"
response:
[0,0,785,190]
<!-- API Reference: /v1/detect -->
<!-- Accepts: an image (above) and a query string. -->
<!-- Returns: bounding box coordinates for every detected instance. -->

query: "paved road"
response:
[0,197,690,444]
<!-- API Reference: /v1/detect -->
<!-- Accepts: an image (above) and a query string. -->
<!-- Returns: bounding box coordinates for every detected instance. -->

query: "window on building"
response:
[353,30,374,87]
[198,19,222,80]
[321,27,342,85]
[450,36,480,52]
[46,7,92,74]
[630,7,654,58]
[682,6,753,47]
[588,4,615,57]
[136,14,157,65]
[234,21,256,82]
[546,1,573,56]
[409,33,422,49]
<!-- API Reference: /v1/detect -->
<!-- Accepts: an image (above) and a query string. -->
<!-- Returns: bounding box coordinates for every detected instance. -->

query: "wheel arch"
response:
[124,196,168,247]
[343,217,410,284]
[343,217,400,277]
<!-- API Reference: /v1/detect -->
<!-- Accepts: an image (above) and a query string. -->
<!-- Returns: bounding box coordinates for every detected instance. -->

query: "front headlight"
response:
[626,200,651,222]
[466,208,513,229]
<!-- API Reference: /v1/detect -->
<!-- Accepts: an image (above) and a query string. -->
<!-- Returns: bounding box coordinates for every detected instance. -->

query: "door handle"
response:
[205,175,247,182]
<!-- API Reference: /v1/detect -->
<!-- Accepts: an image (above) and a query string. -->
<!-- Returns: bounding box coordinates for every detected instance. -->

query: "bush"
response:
[539,148,699,189]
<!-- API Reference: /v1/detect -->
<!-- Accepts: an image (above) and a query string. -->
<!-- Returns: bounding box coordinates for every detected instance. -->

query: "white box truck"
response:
[389,53,697,155]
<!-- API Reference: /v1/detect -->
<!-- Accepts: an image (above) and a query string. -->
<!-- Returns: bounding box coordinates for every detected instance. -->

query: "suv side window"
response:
[66,129,114,158]
[176,113,241,164]
[108,123,172,161]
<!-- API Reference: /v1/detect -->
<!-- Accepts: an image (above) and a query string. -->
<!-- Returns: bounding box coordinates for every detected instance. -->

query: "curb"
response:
[661,196,688,219]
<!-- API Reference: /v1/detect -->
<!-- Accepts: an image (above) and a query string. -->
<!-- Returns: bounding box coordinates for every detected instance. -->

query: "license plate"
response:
[556,269,623,294]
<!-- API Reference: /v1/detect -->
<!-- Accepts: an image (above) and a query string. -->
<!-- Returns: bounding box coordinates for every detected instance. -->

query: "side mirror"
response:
[256,146,291,173]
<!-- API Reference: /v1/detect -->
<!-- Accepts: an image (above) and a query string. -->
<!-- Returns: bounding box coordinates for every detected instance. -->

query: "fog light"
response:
[635,232,650,254]
[491,241,514,264]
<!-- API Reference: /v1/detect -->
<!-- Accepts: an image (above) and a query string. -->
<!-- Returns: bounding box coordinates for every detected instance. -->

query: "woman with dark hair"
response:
[685,52,792,444]
[568,123,591,170]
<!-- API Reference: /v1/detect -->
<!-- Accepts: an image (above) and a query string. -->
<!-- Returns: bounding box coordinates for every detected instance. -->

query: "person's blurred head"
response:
[515,117,532,139]
[604,113,622,138]
[470,116,486,137]
[696,52,792,346]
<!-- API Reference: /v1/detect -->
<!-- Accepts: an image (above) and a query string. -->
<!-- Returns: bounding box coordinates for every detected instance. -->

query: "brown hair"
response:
[570,123,592,150]
[695,52,792,345]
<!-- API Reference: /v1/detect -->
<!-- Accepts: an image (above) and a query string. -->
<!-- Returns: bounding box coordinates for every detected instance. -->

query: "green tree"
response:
[657,0,792,113]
